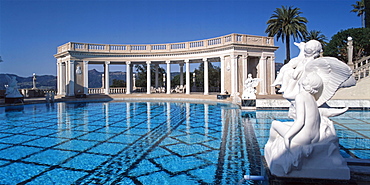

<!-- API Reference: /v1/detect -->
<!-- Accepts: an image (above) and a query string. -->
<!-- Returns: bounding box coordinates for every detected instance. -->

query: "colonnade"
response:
[55,33,278,97]
[56,54,276,97]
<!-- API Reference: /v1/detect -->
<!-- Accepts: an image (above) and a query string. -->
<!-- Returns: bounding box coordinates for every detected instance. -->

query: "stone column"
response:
[146,61,151,94]
[166,61,171,94]
[67,60,75,96]
[347,37,354,70]
[104,61,110,95]
[259,56,267,95]
[155,64,159,88]
[179,63,184,87]
[83,61,89,95]
[56,59,63,95]
[126,61,131,94]
[203,58,209,95]
[65,60,69,95]
[231,55,238,95]
[185,59,190,94]
[220,56,225,94]
[61,62,66,95]
[269,57,276,95]
[242,55,248,94]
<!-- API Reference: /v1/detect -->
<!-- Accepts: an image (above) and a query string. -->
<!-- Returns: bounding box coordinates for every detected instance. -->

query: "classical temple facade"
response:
[54,33,278,97]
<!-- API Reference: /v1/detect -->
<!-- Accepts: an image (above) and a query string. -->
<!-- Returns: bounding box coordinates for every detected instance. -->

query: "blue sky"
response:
[0,0,361,77]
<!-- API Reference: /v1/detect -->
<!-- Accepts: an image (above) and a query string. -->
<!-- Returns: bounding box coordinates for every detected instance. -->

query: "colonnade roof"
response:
[55,33,278,59]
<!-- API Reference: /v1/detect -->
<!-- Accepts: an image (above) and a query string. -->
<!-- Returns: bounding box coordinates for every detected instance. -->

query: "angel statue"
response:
[5,75,23,98]
[241,73,261,99]
[264,40,356,179]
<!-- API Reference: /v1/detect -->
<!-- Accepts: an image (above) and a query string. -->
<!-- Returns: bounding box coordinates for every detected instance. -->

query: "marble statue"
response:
[5,75,23,98]
[271,42,306,95]
[32,73,37,89]
[265,40,356,180]
[242,74,261,99]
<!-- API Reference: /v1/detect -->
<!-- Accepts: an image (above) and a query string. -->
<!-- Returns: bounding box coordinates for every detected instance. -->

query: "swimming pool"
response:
[0,101,369,184]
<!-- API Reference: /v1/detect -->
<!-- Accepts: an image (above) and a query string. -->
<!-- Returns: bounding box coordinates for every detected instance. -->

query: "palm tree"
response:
[351,0,365,28]
[304,30,328,47]
[266,6,308,64]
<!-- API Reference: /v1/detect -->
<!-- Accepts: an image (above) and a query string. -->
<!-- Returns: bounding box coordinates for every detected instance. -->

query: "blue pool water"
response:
[0,101,369,184]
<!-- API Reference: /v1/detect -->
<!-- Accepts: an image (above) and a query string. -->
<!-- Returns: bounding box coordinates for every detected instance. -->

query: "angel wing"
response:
[251,78,262,87]
[304,57,354,107]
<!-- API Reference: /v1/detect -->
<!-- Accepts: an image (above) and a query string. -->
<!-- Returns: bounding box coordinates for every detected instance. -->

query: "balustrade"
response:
[110,45,126,50]
[224,35,232,42]
[190,41,204,48]
[236,35,243,42]
[57,33,274,54]
[151,45,166,50]
[89,44,106,50]
[110,87,126,94]
[88,88,126,94]
[353,56,370,80]
[171,43,186,49]
[74,43,85,50]
[208,38,221,46]
[131,45,147,50]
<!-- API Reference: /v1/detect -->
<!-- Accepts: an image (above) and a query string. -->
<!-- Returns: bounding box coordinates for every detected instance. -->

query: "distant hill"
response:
[88,69,127,88]
[0,74,56,90]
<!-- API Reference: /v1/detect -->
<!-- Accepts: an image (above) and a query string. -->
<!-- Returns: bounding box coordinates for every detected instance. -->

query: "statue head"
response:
[304,40,322,58]
[301,72,323,95]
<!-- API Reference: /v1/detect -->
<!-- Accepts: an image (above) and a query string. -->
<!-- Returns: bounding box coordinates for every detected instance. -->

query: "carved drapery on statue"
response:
[265,40,356,179]
[242,73,261,100]
[5,75,23,98]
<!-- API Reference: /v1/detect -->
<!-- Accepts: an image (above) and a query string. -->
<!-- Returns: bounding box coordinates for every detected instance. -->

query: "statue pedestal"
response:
[5,97,24,104]
[265,137,350,180]
[241,99,256,110]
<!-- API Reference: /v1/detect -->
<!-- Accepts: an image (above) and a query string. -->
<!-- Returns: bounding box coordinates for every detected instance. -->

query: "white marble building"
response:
[54,33,278,97]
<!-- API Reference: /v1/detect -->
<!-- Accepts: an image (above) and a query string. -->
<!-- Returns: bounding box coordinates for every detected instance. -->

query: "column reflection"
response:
[126,102,131,130]
[204,104,209,136]
[147,102,151,132]
[186,103,190,134]
[167,102,171,130]
[104,102,109,132]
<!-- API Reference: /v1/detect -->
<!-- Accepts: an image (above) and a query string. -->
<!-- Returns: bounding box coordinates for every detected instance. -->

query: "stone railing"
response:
[88,88,104,94]
[20,89,56,98]
[353,56,370,80]
[57,33,274,54]
[88,88,126,94]
[110,87,126,94]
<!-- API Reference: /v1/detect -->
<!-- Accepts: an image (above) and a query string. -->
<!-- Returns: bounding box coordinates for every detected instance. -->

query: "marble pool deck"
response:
[1,93,370,184]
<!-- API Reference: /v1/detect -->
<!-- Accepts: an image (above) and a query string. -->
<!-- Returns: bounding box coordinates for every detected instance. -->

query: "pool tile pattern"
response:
[0,102,257,184]
[1,103,369,184]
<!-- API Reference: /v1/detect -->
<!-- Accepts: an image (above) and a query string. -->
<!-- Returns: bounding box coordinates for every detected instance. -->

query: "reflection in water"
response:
[50,102,369,184]
[147,102,151,132]
[204,104,209,136]
[126,102,130,129]
[5,105,24,112]
[167,102,171,130]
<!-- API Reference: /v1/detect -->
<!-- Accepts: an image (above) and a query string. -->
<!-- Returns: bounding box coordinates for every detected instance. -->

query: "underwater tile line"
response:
[78,105,187,184]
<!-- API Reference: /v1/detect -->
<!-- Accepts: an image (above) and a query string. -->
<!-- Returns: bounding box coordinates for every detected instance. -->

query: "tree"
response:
[110,79,126,87]
[324,28,370,62]
[351,0,365,28]
[266,6,308,64]
[304,30,328,47]
[134,64,166,87]
[193,63,221,89]
[366,0,370,28]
